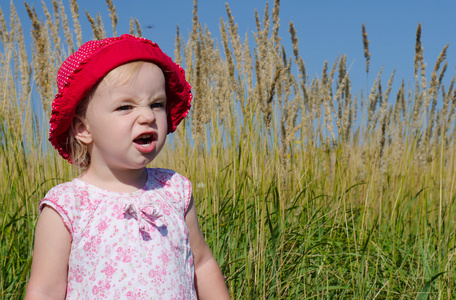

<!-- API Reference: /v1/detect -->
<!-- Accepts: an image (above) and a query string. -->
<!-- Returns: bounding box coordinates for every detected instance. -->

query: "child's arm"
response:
[186,195,231,299]
[25,206,71,300]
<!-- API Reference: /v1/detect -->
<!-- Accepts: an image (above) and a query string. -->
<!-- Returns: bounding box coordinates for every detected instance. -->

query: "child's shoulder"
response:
[44,178,84,197]
[147,168,192,207]
[39,178,87,231]
[147,167,189,183]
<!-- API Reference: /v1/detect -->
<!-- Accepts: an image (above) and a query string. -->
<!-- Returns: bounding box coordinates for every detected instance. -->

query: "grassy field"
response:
[1,0,455,299]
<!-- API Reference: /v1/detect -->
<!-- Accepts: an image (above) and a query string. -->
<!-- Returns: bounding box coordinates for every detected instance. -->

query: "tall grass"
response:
[1,0,455,299]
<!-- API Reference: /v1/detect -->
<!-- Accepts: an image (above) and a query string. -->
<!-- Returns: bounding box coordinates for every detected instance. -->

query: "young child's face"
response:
[78,62,168,172]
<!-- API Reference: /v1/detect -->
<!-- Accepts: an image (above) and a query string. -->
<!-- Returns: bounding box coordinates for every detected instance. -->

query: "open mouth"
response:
[133,133,155,145]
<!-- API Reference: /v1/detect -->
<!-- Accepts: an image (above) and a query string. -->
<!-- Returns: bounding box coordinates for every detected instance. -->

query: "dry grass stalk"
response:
[429,57,448,143]
[352,92,358,129]
[312,68,323,124]
[25,1,54,112]
[13,45,18,83]
[174,25,182,66]
[332,55,348,126]
[215,57,232,127]
[383,70,395,107]
[425,97,437,144]
[322,78,335,141]
[261,2,270,45]
[192,41,203,139]
[186,3,204,140]
[224,3,244,113]
[289,21,307,106]
[321,61,328,88]
[378,109,387,160]
[252,0,278,120]
[0,4,14,119]
[334,56,351,139]
[191,0,198,40]
[285,75,299,148]
[225,3,241,61]
[428,45,448,111]
[10,3,32,138]
[243,34,254,113]
[198,25,217,126]
[446,90,456,135]
[411,90,423,131]
[303,78,318,143]
[50,1,61,48]
[60,0,74,54]
[272,0,280,49]
[0,5,10,44]
[277,49,285,106]
[376,71,395,161]
[134,18,141,37]
[419,60,427,96]
[8,3,16,46]
[106,0,118,36]
[362,23,370,74]
[438,61,447,89]
[264,66,282,129]
[52,0,60,33]
[129,17,134,35]
[414,23,423,77]
[329,56,339,93]
[254,49,264,110]
[280,82,289,148]
[69,0,82,48]
[183,30,194,85]
[220,19,236,106]
[11,3,30,114]
[85,10,102,40]
[96,12,106,39]
[254,8,261,33]
[335,74,349,136]
[410,58,428,134]
[320,57,338,137]
[436,86,451,142]
[392,81,405,130]
[367,68,383,128]
[42,1,60,67]
[9,2,18,81]
[375,80,383,128]
[342,87,353,142]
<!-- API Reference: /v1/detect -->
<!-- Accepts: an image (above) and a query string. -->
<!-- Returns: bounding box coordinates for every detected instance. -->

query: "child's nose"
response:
[137,107,156,124]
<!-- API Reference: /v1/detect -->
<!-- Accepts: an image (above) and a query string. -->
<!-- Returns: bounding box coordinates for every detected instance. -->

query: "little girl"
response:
[25,34,230,299]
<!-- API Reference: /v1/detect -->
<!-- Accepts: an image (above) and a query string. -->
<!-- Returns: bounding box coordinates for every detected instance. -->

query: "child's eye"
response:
[150,102,165,109]
[116,105,132,111]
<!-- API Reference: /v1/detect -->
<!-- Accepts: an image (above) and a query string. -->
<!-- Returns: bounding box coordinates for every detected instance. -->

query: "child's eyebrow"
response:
[112,95,167,104]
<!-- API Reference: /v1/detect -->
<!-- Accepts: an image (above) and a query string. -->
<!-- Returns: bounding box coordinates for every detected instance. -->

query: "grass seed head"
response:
[106,0,118,36]
[69,0,82,48]
[362,23,370,74]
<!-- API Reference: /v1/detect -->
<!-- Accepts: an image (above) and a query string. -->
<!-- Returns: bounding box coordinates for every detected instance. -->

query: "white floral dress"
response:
[40,168,197,299]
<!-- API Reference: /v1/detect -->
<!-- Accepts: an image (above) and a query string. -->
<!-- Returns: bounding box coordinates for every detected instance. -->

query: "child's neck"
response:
[79,166,148,193]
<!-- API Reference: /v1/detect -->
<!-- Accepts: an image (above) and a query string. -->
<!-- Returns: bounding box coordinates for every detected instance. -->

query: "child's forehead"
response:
[90,62,167,102]
[104,61,164,87]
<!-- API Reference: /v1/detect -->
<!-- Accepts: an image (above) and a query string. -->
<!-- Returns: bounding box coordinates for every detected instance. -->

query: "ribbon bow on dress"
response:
[124,202,165,231]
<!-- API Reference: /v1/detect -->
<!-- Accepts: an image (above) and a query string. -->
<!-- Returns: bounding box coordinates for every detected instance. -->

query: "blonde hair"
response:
[67,61,152,168]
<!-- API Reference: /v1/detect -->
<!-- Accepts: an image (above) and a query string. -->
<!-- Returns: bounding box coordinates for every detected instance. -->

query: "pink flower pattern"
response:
[39,168,196,299]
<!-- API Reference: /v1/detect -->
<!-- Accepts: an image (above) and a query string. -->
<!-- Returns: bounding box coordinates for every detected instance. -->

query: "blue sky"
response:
[12,0,456,98]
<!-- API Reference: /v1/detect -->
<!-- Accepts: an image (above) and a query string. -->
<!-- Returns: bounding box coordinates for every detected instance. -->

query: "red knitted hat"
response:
[49,34,192,162]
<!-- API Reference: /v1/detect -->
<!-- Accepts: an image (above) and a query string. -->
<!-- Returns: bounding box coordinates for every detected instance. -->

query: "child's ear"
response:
[74,117,93,144]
